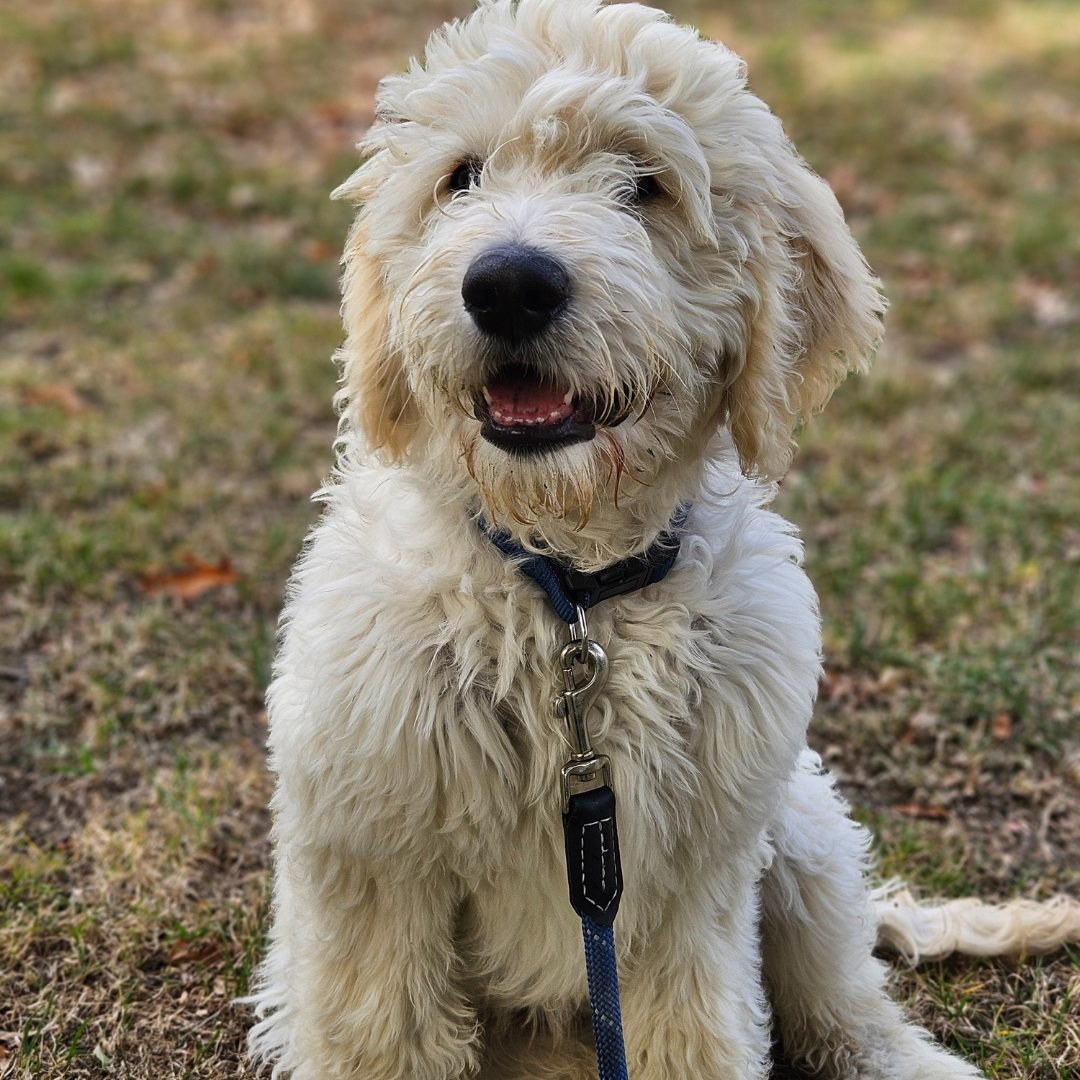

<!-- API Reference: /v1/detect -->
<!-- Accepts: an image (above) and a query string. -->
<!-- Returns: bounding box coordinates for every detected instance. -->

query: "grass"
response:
[1,0,1077,1076]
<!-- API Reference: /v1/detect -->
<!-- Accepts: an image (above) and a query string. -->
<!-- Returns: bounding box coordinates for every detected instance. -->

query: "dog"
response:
[245,2,1078,1077]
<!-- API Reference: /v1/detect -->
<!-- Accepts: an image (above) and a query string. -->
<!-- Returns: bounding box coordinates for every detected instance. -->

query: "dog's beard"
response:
[402,328,704,532]
[400,322,685,528]
[461,423,637,528]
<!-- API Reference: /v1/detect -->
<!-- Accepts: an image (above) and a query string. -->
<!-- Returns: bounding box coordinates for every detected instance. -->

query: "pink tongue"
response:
[485,373,573,426]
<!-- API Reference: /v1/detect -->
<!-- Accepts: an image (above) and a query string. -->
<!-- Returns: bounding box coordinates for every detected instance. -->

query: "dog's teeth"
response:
[482,387,493,405]
[492,409,505,422]
[548,411,561,421]
[562,390,574,405]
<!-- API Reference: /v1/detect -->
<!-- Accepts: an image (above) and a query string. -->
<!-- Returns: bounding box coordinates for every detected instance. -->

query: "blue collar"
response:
[481,505,689,623]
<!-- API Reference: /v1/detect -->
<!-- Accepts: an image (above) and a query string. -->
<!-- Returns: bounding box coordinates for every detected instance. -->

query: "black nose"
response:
[461,245,570,343]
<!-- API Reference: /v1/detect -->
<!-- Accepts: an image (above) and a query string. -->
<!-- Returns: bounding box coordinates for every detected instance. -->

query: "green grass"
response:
[1,0,1077,1076]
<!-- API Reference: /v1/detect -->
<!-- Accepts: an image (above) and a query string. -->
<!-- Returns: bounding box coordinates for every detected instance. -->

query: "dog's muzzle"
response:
[463,245,637,454]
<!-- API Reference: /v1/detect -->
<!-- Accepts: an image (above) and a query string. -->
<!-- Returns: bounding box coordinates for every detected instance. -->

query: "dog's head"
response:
[334,0,883,548]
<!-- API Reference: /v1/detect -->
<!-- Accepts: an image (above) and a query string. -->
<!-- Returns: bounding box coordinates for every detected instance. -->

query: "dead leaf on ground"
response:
[818,668,856,702]
[1014,278,1077,328]
[167,938,224,966]
[1064,750,1080,790]
[894,803,950,820]
[303,238,335,261]
[820,666,912,706]
[316,99,349,124]
[21,384,91,416]
[908,708,940,734]
[871,667,913,696]
[0,1035,17,1080]
[991,712,1013,741]
[138,555,239,600]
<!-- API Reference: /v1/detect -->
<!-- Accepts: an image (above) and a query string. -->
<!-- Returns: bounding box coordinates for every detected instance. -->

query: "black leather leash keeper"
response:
[562,784,623,927]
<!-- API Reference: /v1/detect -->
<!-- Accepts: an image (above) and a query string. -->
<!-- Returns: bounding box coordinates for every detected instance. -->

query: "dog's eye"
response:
[617,166,665,209]
[447,158,482,194]
[633,173,663,203]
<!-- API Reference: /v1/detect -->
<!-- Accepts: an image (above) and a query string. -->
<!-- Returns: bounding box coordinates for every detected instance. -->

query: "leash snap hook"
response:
[555,605,611,810]
[555,642,608,760]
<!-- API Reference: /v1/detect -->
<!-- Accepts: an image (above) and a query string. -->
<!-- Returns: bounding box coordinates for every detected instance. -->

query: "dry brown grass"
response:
[1,0,1077,1076]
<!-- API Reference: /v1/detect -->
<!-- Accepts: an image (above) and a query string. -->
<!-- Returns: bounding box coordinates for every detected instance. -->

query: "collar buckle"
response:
[560,558,655,609]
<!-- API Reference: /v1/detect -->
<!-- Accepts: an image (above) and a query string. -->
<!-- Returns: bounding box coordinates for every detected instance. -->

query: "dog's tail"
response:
[873,887,1080,964]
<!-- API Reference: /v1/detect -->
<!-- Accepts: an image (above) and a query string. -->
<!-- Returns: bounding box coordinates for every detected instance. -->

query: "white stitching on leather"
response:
[580,816,616,911]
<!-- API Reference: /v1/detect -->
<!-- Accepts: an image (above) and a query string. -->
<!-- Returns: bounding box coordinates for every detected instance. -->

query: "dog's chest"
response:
[274,479,819,897]
[431,596,769,884]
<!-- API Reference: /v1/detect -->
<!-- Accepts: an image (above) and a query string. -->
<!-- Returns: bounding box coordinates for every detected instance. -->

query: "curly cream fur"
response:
[874,890,1080,965]
[243,3,1038,1079]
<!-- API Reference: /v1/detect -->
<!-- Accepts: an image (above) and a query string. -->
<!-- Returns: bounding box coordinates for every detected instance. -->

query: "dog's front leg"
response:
[285,861,479,1080]
[761,750,981,1079]
[620,863,771,1080]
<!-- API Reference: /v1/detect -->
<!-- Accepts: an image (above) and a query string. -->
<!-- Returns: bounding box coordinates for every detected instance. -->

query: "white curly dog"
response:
[246,2,1079,1078]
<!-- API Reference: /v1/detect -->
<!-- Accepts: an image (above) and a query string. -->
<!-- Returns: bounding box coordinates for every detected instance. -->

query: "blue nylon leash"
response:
[481,506,688,1080]
[582,917,629,1080]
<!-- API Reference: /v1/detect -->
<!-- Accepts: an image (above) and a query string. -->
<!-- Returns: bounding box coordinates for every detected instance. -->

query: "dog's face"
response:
[335,0,883,536]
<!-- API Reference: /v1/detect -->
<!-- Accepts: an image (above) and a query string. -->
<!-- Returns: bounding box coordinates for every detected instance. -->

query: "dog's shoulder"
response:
[278,458,484,647]
[264,459,497,796]
[677,449,811,605]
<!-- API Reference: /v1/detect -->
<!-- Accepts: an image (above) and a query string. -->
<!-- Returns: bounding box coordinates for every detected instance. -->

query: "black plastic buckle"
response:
[559,529,680,609]
[561,557,654,607]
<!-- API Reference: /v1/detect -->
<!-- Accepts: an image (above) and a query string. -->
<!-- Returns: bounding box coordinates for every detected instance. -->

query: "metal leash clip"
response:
[554,604,611,810]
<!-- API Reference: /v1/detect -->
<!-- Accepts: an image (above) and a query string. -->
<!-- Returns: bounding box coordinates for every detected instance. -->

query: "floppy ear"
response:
[720,144,885,481]
[333,204,419,462]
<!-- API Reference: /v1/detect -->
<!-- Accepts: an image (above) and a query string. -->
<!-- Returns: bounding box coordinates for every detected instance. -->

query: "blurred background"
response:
[1,0,1077,1075]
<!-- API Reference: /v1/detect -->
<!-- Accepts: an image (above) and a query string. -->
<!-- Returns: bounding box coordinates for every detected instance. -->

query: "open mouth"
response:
[475,365,632,454]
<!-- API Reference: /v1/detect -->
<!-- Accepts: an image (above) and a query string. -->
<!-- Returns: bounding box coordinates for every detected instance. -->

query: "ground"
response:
[0,0,1077,1076]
